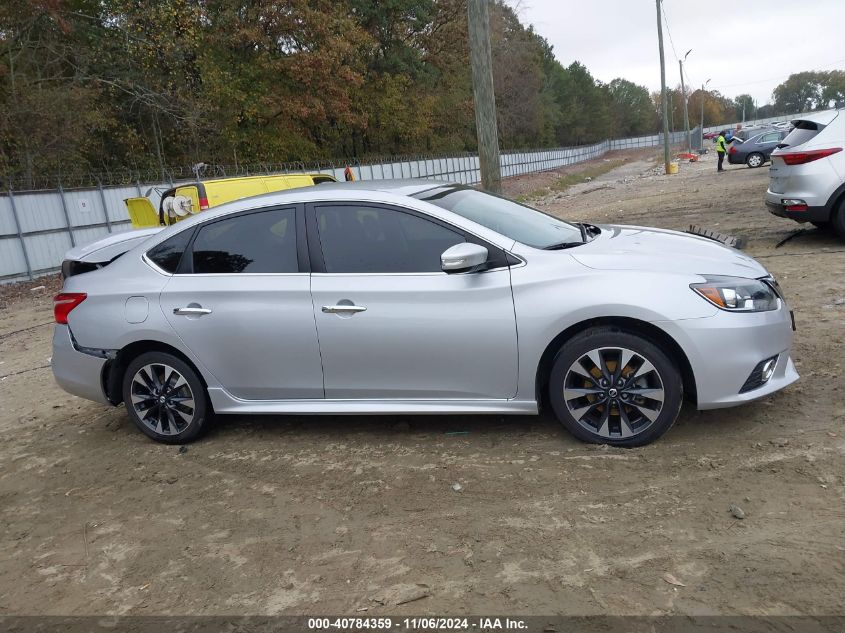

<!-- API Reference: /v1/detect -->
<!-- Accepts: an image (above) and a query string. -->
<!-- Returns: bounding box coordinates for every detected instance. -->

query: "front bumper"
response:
[655,302,799,410]
[51,325,111,405]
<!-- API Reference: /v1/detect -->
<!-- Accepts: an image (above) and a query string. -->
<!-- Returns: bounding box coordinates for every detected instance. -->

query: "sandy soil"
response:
[1,150,844,617]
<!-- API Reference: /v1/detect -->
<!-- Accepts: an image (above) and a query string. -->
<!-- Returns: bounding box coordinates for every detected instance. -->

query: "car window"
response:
[780,120,826,148]
[146,229,193,273]
[191,208,298,274]
[758,133,780,144]
[316,205,464,273]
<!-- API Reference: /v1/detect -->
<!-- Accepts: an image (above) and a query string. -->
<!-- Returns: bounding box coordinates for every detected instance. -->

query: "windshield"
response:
[413,186,583,249]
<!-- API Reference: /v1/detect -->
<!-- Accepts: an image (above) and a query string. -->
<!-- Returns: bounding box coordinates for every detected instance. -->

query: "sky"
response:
[515,0,845,105]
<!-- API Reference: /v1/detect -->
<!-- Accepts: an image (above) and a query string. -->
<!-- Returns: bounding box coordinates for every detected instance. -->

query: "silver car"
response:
[766,108,845,237]
[52,181,799,446]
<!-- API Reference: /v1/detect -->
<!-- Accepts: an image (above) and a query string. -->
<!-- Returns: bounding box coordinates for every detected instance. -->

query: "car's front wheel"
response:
[548,328,683,447]
[122,351,211,443]
[746,152,765,168]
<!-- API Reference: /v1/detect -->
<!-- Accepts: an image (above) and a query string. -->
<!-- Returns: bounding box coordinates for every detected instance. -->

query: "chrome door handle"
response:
[322,305,367,314]
[173,307,212,316]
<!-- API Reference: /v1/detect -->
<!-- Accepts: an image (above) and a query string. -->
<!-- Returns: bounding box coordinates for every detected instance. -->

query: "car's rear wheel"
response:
[746,153,765,168]
[548,328,683,447]
[122,352,210,443]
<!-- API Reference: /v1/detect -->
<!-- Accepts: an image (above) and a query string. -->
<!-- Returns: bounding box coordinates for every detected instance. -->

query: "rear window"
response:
[147,229,193,273]
[779,120,825,148]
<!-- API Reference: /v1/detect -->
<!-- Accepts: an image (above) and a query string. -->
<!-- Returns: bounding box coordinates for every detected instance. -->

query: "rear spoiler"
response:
[61,227,163,278]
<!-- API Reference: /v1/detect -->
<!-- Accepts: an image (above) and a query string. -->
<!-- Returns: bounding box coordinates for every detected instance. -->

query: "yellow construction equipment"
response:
[125,173,336,228]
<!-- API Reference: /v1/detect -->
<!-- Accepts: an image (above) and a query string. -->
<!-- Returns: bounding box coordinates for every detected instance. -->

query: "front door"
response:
[160,206,324,400]
[308,202,518,400]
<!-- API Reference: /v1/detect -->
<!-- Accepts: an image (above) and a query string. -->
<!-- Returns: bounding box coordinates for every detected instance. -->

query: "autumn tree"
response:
[607,78,656,136]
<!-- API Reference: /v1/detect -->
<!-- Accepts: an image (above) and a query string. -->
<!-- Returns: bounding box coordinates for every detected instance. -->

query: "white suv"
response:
[766,108,845,237]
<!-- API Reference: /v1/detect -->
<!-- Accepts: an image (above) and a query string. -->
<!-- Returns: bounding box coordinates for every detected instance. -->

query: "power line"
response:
[710,56,845,93]
[660,2,679,62]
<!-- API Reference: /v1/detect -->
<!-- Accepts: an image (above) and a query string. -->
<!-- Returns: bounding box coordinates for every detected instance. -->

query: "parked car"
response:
[766,109,845,237]
[703,131,720,140]
[733,126,763,141]
[771,121,794,132]
[125,172,337,229]
[728,129,788,168]
[52,181,798,447]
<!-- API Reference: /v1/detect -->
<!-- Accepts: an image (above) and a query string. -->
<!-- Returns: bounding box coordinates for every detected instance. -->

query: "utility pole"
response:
[656,0,671,173]
[700,78,711,149]
[679,49,692,151]
[467,0,501,193]
[669,89,674,133]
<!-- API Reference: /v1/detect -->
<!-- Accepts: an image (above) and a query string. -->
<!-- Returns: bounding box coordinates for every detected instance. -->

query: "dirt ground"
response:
[1,149,844,618]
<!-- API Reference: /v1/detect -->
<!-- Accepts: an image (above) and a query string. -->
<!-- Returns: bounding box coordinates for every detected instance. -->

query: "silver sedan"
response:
[52,181,798,446]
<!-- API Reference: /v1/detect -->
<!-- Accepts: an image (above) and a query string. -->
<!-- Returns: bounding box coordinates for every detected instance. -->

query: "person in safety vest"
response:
[716,131,728,172]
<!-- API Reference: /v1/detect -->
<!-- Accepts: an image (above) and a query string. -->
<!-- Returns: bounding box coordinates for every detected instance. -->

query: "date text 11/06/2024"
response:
[307,617,528,630]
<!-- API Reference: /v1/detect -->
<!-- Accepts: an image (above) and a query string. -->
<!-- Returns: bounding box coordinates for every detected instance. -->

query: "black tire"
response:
[548,327,683,447]
[832,199,845,240]
[746,152,765,168]
[122,351,211,443]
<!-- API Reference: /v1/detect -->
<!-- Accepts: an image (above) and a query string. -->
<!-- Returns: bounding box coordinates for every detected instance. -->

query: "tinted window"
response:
[316,205,464,273]
[147,229,192,273]
[191,208,298,274]
[780,120,825,148]
[415,186,583,249]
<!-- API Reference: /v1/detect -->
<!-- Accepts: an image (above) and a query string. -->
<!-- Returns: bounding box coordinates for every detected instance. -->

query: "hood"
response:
[570,225,767,279]
[64,227,163,263]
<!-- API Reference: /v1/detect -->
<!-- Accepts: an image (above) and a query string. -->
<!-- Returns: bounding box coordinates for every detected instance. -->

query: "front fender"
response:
[510,262,716,401]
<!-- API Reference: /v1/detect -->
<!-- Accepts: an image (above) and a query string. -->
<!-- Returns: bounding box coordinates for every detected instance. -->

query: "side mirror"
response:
[441,242,488,273]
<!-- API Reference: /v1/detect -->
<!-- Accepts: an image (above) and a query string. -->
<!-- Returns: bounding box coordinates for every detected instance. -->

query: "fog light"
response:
[739,355,779,393]
[760,357,777,382]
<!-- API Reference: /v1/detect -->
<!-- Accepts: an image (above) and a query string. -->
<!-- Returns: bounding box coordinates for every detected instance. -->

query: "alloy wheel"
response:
[563,346,665,440]
[130,363,196,436]
[747,154,763,168]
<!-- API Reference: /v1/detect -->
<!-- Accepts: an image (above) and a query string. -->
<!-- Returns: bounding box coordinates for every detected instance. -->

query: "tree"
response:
[607,78,656,136]
[820,70,845,108]
[734,94,755,121]
[490,3,546,148]
[772,72,825,113]
[8,0,825,187]
[687,89,727,127]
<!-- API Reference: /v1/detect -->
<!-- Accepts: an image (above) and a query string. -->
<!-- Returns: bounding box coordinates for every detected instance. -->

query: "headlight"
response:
[690,276,778,312]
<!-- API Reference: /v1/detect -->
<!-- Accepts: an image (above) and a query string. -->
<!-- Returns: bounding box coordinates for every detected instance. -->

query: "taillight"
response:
[53,293,87,324]
[783,199,808,212]
[778,147,842,166]
[729,145,737,155]
[199,197,209,210]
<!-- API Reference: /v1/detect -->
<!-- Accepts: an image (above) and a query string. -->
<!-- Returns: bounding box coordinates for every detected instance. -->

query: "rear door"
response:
[307,202,519,400]
[159,205,324,400]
